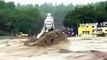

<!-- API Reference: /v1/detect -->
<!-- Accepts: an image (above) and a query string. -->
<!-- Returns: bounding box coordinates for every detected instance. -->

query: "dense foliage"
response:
[0,0,75,36]
[64,1,107,28]
[0,0,41,35]
[0,0,107,36]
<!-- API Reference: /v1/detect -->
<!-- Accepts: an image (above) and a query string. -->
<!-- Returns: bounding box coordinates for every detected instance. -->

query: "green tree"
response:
[0,0,42,35]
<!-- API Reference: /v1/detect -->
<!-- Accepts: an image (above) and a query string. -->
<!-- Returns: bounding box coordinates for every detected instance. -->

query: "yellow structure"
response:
[78,23,97,37]
[78,23,107,37]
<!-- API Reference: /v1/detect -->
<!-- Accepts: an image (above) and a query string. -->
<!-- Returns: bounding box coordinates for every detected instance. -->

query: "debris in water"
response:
[24,29,67,46]
[58,49,72,53]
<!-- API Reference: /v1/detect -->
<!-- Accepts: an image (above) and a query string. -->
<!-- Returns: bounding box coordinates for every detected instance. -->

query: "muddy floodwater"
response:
[0,37,107,60]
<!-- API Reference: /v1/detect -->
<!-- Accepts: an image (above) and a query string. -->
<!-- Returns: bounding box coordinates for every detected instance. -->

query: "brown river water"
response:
[0,37,107,60]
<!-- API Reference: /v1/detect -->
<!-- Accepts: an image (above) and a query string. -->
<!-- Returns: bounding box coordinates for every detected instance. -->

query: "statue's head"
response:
[44,13,54,31]
[47,13,51,17]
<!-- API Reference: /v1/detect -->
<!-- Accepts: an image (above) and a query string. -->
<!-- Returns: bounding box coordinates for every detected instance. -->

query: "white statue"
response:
[37,13,55,38]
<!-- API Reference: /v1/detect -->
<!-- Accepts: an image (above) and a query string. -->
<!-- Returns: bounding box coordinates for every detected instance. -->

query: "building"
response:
[99,27,107,34]
[78,23,107,37]
[103,22,107,26]
[78,23,97,37]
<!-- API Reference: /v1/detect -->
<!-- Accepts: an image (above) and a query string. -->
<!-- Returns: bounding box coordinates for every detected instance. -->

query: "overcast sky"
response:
[4,0,107,5]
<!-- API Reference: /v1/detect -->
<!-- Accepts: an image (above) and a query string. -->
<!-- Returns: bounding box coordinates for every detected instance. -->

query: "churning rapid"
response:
[0,37,107,60]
